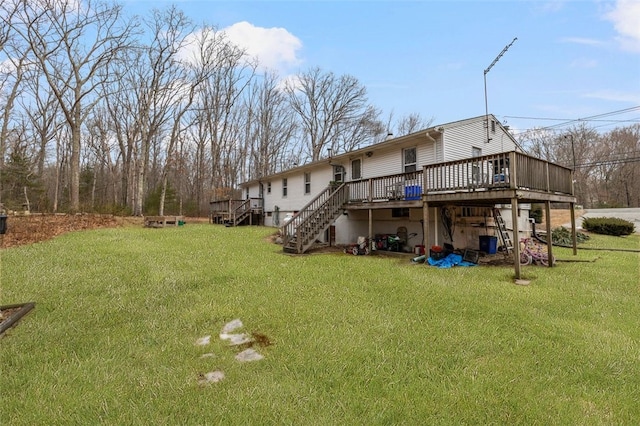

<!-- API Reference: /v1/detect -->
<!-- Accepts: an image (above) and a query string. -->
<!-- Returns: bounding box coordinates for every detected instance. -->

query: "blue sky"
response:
[124,0,640,136]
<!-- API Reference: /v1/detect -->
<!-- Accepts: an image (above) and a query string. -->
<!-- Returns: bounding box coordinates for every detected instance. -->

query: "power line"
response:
[575,156,640,168]
[504,106,640,134]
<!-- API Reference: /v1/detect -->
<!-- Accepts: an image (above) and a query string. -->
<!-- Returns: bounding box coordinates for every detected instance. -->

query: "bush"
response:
[582,217,635,236]
[551,226,590,245]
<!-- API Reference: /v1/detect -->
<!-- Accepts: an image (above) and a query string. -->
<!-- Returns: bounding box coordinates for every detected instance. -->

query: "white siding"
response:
[242,115,521,233]
[442,118,517,162]
[259,165,334,226]
[339,139,438,179]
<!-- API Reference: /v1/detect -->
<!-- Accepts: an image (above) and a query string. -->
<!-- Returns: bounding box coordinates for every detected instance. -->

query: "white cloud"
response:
[560,37,606,47]
[583,89,640,104]
[605,0,640,52]
[222,21,303,73]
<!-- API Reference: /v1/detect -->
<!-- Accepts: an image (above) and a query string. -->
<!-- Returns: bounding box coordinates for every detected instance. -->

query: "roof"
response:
[240,114,518,187]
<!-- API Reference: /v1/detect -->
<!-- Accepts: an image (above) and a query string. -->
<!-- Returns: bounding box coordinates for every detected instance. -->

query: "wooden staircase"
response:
[493,208,514,256]
[228,199,254,226]
[282,183,349,254]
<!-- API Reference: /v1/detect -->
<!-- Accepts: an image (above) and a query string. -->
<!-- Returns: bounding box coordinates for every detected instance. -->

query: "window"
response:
[392,208,410,218]
[491,119,496,133]
[267,182,271,194]
[304,172,311,194]
[351,159,362,180]
[333,165,344,183]
[403,147,416,173]
[282,178,288,197]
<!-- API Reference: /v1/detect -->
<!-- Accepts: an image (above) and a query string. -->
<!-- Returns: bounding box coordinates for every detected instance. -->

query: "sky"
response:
[122,0,640,137]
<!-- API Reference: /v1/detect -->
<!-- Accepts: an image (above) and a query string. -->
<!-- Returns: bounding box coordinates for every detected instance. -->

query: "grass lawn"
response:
[1,223,639,425]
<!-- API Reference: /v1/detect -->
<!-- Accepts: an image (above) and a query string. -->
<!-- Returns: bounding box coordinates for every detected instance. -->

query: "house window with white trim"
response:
[351,159,361,180]
[403,147,416,173]
[267,182,271,194]
[333,165,344,183]
[304,172,311,194]
[282,178,288,197]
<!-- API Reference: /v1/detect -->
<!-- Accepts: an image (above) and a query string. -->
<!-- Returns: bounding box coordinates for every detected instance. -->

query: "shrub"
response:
[582,217,635,236]
[551,226,590,245]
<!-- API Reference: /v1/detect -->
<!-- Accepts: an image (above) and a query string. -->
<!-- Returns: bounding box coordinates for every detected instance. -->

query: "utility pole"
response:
[564,134,576,171]
[484,37,517,143]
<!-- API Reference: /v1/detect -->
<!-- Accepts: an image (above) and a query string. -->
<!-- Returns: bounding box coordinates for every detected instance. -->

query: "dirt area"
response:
[0,214,142,249]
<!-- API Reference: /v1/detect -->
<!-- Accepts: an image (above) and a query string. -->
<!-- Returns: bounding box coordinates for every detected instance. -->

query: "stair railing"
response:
[282,183,348,253]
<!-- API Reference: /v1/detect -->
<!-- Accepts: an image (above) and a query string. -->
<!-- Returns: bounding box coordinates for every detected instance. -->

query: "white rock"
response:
[221,318,243,334]
[195,335,211,346]
[235,348,264,362]
[198,370,225,385]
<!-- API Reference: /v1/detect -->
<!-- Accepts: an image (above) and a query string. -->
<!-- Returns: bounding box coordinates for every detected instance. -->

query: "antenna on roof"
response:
[484,37,517,144]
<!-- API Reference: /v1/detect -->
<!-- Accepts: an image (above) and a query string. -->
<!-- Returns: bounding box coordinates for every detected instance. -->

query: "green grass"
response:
[1,224,639,425]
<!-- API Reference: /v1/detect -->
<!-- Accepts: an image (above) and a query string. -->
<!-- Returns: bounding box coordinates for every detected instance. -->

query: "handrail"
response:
[422,151,573,195]
[348,170,423,203]
[282,183,349,253]
[232,199,251,223]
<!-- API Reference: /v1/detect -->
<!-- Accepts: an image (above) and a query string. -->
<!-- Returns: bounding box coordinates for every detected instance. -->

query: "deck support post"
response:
[570,202,577,255]
[423,199,430,250]
[545,201,553,267]
[511,197,521,279]
[368,208,373,255]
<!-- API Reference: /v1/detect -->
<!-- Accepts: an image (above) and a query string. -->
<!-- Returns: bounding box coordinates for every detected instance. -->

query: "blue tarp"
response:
[427,253,477,268]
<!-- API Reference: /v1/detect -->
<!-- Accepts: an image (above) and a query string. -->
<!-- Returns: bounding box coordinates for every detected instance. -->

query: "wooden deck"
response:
[209,198,263,226]
[345,151,575,209]
[341,151,577,280]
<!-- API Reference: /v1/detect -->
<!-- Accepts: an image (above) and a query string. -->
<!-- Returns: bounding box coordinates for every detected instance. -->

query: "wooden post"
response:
[368,209,373,254]
[511,197,521,279]
[570,202,577,255]
[423,200,429,250]
[545,201,553,267]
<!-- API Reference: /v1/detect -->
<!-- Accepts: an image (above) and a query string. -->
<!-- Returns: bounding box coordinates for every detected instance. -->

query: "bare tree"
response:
[191,26,256,199]
[0,1,33,206]
[107,7,198,216]
[395,112,435,136]
[9,0,136,211]
[244,71,298,181]
[592,125,640,207]
[285,67,380,161]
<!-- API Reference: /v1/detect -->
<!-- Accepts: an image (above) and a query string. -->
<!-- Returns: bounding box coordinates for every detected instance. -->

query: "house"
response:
[213,115,578,279]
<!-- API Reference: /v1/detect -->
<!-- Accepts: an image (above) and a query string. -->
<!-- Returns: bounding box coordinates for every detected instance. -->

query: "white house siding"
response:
[441,119,517,162]
[328,140,438,180]
[239,115,526,247]
[257,167,334,227]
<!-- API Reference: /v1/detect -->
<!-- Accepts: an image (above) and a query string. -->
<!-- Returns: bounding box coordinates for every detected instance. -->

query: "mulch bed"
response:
[0,303,35,337]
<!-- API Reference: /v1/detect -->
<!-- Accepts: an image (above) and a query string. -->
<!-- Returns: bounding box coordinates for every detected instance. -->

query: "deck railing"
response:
[423,151,573,195]
[515,153,573,194]
[209,199,245,214]
[348,170,424,203]
[282,183,349,253]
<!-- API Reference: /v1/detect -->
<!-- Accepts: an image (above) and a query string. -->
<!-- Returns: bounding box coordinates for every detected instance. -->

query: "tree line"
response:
[1,1,637,217]
[520,122,639,209]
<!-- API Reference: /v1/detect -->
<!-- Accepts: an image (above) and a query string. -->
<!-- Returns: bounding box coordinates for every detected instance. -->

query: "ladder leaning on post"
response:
[493,208,514,256]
